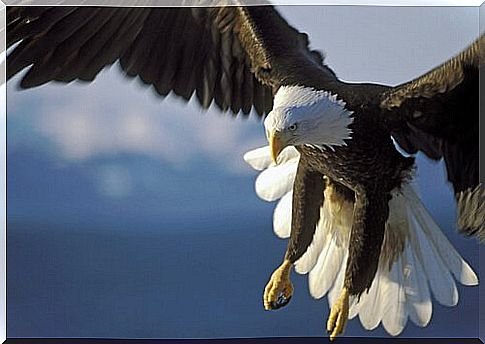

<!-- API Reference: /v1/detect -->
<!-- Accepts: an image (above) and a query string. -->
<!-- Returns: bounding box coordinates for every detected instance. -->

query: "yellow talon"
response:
[263,260,294,310]
[327,287,349,341]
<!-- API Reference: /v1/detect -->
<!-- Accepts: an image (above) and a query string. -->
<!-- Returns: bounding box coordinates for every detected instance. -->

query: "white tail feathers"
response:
[351,185,477,335]
[244,145,478,337]
[243,146,300,202]
[273,191,293,239]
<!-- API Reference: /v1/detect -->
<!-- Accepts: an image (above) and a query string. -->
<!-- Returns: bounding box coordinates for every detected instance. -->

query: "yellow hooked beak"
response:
[269,131,285,164]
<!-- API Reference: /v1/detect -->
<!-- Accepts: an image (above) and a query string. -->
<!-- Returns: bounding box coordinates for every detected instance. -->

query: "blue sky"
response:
[6,5,481,339]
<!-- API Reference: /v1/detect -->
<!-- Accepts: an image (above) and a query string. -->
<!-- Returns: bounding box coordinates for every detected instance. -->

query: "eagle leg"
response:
[326,287,349,340]
[264,162,325,310]
[263,260,294,310]
[325,187,388,339]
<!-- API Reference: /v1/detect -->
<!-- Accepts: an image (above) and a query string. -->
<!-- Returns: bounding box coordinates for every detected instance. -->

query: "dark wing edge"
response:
[380,35,484,241]
[6,5,334,118]
[6,6,272,116]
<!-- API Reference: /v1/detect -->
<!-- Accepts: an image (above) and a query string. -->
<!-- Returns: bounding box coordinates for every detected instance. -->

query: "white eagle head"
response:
[264,85,354,163]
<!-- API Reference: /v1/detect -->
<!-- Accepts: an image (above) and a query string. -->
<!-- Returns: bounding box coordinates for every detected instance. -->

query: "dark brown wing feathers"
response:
[381,35,484,240]
[6,6,333,117]
[7,7,266,115]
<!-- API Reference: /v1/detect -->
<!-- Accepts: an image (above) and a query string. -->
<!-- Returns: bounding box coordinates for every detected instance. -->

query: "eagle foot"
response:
[263,260,293,310]
[327,287,349,341]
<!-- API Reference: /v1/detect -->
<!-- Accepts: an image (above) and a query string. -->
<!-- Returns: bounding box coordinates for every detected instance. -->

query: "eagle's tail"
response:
[348,184,478,335]
[243,145,478,337]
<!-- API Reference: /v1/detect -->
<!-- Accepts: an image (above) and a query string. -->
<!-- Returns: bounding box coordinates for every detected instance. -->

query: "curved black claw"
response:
[269,292,292,310]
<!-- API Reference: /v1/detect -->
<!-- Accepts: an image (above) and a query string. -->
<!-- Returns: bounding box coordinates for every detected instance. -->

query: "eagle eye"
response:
[288,123,298,131]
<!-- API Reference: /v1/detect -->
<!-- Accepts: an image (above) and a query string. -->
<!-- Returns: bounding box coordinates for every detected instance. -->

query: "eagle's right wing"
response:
[7,5,336,117]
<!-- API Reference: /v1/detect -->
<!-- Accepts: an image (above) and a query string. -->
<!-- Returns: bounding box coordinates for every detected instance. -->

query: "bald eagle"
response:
[6,4,482,339]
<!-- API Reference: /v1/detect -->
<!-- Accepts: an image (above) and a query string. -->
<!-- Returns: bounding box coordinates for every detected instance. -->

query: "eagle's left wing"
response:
[380,35,484,241]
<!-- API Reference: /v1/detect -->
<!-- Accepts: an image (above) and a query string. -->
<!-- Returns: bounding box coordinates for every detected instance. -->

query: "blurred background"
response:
[6,5,481,339]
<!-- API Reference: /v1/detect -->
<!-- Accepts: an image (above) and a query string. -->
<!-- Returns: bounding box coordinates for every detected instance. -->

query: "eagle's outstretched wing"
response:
[6,5,336,116]
[380,35,484,240]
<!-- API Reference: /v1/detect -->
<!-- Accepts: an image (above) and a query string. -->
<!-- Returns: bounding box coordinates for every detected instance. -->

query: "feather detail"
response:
[404,240,432,327]
[254,160,298,202]
[307,235,345,298]
[295,211,329,275]
[264,86,354,148]
[296,182,352,275]
[273,191,292,239]
[243,146,273,171]
[404,186,478,287]
[243,145,299,171]
[356,264,385,329]
[382,255,408,336]
[244,146,299,202]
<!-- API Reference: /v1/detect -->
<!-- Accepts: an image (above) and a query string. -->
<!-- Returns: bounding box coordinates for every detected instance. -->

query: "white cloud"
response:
[7,66,267,174]
[95,164,134,199]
